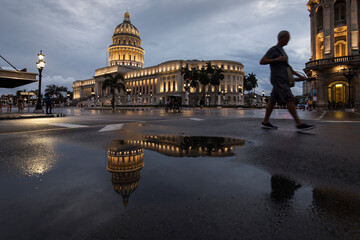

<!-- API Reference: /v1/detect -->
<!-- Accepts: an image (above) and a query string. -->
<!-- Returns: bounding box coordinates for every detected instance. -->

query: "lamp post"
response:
[262,91,265,107]
[139,92,142,105]
[341,65,356,108]
[34,50,46,113]
[150,90,153,105]
[183,78,190,107]
[126,88,131,107]
[67,92,71,106]
[91,91,95,107]
[205,93,210,106]
[238,85,243,107]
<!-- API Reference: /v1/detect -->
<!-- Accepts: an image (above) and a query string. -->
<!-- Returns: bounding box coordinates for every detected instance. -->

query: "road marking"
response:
[46,123,89,128]
[316,111,327,120]
[99,123,124,132]
[189,118,205,121]
[320,120,360,123]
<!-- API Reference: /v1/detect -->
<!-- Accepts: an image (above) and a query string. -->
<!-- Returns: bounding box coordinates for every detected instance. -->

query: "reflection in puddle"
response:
[107,146,144,206]
[117,135,246,157]
[270,175,302,203]
[106,135,245,205]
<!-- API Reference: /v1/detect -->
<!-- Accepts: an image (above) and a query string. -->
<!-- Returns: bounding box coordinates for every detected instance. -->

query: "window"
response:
[173,81,176,91]
[335,41,347,57]
[163,82,166,92]
[334,0,346,26]
[316,7,323,32]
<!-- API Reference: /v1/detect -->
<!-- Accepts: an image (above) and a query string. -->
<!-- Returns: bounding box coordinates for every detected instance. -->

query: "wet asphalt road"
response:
[0,107,359,240]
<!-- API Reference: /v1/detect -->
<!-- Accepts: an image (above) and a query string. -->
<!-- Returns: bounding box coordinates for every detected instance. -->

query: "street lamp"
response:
[34,50,46,112]
[262,91,265,107]
[238,85,243,107]
[341,65,357,108]
[183,78,190,107]
[126,88,132,106]
[150,90,153,105]
[67,92,71,106]
[205,93,210,106]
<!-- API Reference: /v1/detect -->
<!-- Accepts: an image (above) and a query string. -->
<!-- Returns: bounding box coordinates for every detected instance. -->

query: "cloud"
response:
[1,0,311,97]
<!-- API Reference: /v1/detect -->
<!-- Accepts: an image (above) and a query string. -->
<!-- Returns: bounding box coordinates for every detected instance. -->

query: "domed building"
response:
[108,12,145,68]
[73,11,245,107]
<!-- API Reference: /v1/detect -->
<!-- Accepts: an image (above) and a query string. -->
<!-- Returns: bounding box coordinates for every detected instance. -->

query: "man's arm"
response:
[260,55,287,65]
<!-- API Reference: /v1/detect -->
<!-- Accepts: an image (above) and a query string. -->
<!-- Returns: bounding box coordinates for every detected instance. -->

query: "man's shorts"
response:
[269,81,295,104]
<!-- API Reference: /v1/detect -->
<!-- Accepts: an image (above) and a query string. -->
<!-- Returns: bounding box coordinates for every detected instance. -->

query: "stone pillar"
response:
[350,0,359,54]
[309,4,316,60]
[314,75,327,109]
[323,3,332,58]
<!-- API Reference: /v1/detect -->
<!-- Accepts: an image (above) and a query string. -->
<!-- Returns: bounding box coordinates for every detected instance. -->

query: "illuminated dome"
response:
[108,12,145,68]
[113,12,140,38]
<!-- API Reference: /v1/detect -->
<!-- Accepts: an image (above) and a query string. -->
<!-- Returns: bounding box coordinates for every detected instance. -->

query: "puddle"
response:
[1,135,359,239]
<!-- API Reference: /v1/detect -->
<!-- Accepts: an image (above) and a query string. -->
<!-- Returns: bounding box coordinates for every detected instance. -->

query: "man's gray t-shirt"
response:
[264,45,288,86]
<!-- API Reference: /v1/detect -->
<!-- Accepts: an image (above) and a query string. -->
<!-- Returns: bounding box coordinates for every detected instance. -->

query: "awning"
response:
[0,69,38,88]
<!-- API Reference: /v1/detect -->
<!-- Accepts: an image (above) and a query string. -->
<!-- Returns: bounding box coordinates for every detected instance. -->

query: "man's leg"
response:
[286,101,302,125]
[263,101,276,123]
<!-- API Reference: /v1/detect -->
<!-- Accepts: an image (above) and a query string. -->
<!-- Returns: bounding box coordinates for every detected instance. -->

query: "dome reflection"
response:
[107,145,144,206]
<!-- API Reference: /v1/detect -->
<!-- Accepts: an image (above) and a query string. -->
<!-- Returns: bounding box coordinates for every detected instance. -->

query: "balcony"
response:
[335,19,346,27]
[305,55,360,70]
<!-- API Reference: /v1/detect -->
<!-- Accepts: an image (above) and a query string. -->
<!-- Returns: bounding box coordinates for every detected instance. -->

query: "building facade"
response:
[73,12,245,107]
[304,0,360,110]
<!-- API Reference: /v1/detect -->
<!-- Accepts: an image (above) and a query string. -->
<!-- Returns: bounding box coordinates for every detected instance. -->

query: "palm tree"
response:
[45,84,58,98]
[102,73,126,110]
[198,66,209,102]
[181,64,200,106]
[56,86,68,102]
[210,66,225,105]
[244,73,258,105]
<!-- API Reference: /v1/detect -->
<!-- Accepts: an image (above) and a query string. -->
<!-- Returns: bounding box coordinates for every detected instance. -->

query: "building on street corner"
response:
[304,0,360,111]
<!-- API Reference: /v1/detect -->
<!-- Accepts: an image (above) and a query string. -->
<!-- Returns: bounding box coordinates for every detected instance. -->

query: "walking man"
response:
[260,30,315,131]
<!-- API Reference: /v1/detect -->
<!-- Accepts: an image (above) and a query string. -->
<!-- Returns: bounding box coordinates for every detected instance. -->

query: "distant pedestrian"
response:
[17,95,24,113]
[200,97,204,109]
[44,93,52,114]
[7,95,13,113]
[259,30,315,131]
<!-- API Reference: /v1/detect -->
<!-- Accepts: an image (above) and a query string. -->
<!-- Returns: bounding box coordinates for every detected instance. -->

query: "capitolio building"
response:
[304,0,360,111]
[73,12,245,107]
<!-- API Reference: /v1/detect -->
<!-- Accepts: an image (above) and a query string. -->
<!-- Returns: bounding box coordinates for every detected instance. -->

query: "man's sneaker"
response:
[296,123,315,131]
[261,122,278,129]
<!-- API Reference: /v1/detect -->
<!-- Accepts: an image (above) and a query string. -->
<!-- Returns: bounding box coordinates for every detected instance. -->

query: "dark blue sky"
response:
[0,0,310,96]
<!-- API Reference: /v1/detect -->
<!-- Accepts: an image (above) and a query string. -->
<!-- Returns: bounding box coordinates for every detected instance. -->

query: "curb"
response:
[0,113,65,120]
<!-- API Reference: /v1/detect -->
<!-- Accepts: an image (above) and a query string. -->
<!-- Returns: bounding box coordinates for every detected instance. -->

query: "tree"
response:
[102,73,126,110]
[210,66,225,104]
[244,73,258,105]
[198,65,210,101]
[181,64,199,89]
[181,64,200,106]
[45,84,58,98]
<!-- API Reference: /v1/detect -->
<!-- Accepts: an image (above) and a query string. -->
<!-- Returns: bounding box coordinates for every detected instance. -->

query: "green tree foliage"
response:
[102,73,126,110]
[244,73,258,93]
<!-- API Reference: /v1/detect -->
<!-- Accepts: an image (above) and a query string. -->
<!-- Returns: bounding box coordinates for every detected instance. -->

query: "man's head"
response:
[277,30,290,47]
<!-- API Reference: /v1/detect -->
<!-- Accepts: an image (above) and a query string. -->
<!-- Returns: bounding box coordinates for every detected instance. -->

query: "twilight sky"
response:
[0,0,311,96]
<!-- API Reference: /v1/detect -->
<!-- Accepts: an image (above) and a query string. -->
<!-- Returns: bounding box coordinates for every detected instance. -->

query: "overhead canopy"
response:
[0,69,37,88]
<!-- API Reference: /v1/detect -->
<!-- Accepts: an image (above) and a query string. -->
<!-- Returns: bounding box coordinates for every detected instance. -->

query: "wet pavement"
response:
[0,108,359,239]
